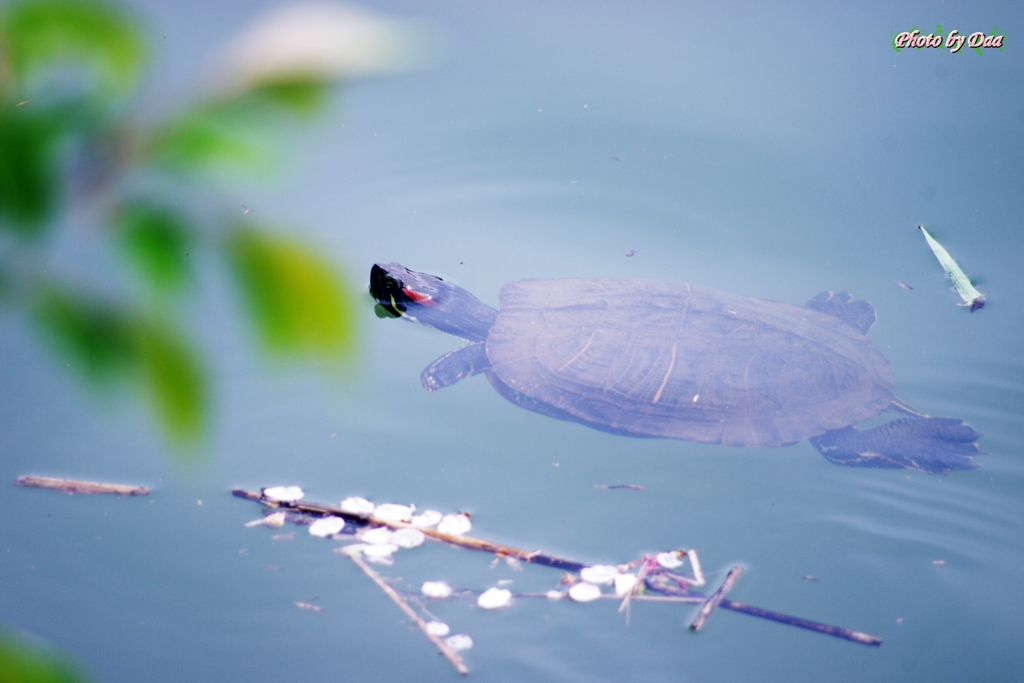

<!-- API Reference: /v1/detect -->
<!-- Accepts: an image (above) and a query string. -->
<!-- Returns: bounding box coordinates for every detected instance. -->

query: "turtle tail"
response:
[809,417,982,474]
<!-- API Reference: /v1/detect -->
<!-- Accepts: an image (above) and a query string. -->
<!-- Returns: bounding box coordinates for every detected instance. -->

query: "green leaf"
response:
[0,108,62,234]
[115,201,193,292]
[1,0,144,97]
[226,227,356,358]
[147,103,272,173]
[33,287,135,384]
[135,322,206,442]
[146,79,330,173]
[32,285,207,442]
[248,78,330,116]
[0,629,91,683]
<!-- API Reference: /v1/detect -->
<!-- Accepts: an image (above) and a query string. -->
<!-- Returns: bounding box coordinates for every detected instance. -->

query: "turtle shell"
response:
[484,278,895,447]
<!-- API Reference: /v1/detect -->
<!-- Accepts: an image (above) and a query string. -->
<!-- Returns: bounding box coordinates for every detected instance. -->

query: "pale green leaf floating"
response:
[0,629,91,683]
[115,201,193,292]
[227,227,356,358]
[918,225,985,311]
[1,0,144,96]
[134,321,207,443]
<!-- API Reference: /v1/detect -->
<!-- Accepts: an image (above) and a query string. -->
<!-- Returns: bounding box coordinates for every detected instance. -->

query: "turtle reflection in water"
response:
[370,263,981,474]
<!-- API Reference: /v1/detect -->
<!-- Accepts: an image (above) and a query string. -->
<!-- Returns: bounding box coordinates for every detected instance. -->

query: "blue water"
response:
[2,1,1022,681]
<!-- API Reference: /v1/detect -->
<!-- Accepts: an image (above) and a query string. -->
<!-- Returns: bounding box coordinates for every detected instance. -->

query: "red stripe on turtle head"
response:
[403,287,436,306]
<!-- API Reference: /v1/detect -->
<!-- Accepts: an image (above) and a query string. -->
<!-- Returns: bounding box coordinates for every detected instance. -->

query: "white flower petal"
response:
[373,503,414,524]
[568,582,603,602]
[361,527,395,545]
[263,512,287,527]
[477,587,512,610]
[425,621,450,637]
[580,565,619,585]
[337,543,368,556]
[340,497,375,515]
[215,3,426,93]
[248,511,288,528]
[362,543,398,558]
[437,514,471,536]
[445,634,473,651]
[262,486,304,503]
[308,516,346,537]
[614,573,639,596]
[546,590,566,600]
[392,528,426,548]
[421,581,453,599]
[657,551,684,569]
[411,510,443,528]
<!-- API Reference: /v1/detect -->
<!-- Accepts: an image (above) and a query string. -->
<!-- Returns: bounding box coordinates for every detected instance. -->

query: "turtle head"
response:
[369,263,498,342]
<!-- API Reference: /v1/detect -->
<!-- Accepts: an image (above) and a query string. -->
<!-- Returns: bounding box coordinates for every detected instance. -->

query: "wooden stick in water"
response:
[16,476,150,496]
[231,488,584,570]
[718,600,882,646]
[346,551,469,676]
[690,565,743,631]
[233,488,882,646]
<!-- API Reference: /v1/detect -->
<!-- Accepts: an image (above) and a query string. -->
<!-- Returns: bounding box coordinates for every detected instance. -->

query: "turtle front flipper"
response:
[809,417,982,474]
[421,343,491,392]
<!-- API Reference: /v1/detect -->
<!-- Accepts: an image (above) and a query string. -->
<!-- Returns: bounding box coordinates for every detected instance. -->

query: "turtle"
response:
[369,263,981,473]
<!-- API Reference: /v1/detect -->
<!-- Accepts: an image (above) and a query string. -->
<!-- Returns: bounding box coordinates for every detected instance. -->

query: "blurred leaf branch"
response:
[0,628,91,683]
[0,1,419,448]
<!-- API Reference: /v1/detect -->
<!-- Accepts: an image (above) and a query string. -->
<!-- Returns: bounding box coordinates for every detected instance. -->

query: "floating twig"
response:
[346,550,469,676]
[16,476,149,496]
[690,565,743,631]
[719,600,881,646]
[918,225,984,311]
[232,488,583,570]
[233,488,881,646]
[594,484,644,491]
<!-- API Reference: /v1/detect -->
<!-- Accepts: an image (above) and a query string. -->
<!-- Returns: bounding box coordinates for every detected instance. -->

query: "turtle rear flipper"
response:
[421,343,490,392]
[805,291,876,335]
[810,417,982,474]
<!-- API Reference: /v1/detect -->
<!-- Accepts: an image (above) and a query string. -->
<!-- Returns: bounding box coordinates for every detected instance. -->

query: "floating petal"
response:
[437,513,471,536]
[340,497,375,515]
[362,543,398,558]
[546,590,566,600]
[308,516,346,537]
[246,511,288,527]
[422,581,453,599]
[614,573,639,596]
[580,565,619,585]
[412,509,443,527]
[445,634,473,651]
[568,582,602,602]
[361,527,395,545]
[477,587,512,610]
[657,551,684,569]
[373,503,414,523]
[263,486,304,502]
[263,512,287,527]
[336,543,368,556]
[425,621,450,637]
[392,527,426,548]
